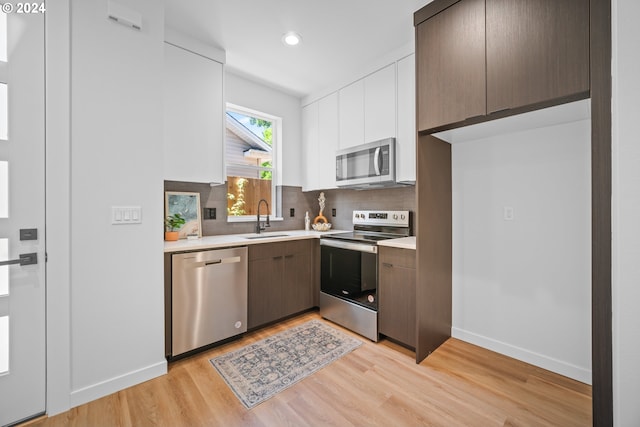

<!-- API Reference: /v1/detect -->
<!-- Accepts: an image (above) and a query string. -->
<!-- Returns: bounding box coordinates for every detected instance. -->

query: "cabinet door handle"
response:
[382,262,393,268]
[284,254,294,259]
[273,255,283,260]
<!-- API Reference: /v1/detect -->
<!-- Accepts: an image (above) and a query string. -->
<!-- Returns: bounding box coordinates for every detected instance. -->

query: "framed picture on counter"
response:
[165,191,202,239]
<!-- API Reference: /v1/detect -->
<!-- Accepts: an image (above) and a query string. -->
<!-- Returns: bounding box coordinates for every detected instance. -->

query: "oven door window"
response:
[321,245,377,297]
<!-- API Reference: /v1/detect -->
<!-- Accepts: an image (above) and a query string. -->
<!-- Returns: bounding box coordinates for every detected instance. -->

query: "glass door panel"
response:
[0,238,7,296]
[0,9,46,425]
[0,315,8,374]
[0,83,7,140]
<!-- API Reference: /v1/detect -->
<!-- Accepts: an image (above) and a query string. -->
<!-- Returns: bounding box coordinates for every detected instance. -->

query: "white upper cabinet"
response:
[396,54,416,183]
[364,63,397,143]
[338,79,365,149]
[317,93,339,190]
[301,102,319,191]
[302,58,415,190]
[339,64,397,149]
[302,92,339,191]
[163,42,224,184]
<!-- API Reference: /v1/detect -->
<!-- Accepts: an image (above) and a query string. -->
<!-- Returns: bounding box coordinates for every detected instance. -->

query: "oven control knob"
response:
[401,214,406,220]
[393,214,398,220]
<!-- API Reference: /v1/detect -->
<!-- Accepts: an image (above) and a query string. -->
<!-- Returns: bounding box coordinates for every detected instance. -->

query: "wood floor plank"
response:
[27,311,591,426]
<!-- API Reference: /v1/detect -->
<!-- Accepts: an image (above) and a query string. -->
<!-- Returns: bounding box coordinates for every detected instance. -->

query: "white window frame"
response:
[225,103,282,222]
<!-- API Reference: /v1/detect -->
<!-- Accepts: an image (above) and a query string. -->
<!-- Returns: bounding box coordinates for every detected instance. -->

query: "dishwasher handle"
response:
[205,256,242,266]
[184,256,242,268]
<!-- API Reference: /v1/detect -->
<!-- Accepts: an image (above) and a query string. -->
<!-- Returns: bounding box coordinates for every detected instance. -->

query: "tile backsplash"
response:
[305,186,416,231]
[164,181,416,235]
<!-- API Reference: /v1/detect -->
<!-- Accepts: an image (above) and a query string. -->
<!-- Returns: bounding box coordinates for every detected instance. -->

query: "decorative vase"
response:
[165,231,179,241]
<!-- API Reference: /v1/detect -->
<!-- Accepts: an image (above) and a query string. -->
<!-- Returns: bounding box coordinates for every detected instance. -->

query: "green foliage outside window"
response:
[227,178,248,216]
[248,117,273,180]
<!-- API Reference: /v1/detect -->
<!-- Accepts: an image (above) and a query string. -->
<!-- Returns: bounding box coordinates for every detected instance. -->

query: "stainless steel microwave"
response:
[336,138,396,188]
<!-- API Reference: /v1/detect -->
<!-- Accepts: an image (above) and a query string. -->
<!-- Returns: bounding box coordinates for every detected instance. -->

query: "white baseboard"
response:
[70,360,167,408]
[451,327,592,385]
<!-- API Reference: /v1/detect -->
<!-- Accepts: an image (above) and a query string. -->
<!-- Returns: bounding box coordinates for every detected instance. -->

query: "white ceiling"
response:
[164,0,429,99]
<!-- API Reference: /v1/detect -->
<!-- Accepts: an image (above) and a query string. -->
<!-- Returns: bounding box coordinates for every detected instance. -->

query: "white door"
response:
[0,7,46,427]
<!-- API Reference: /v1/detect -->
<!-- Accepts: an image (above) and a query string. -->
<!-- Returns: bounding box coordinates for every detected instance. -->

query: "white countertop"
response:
[164,229,347,253]
[377,236,416,250]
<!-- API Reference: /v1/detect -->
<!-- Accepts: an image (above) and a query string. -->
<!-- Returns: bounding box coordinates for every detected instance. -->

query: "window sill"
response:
[227,216,284,223]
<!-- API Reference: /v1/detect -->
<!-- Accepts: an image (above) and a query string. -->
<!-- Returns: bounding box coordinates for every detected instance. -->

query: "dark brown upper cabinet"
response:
[415,0,590,133]
[485,0,590,114]
[416,0,486,132]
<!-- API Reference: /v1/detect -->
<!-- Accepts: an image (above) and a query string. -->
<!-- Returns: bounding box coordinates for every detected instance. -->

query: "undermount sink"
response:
[244,234,289,240]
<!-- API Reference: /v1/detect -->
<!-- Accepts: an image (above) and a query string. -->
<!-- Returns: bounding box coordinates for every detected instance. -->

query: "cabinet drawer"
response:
[249,239,314,260]
[284,239,313,256]
[249,241,285,261]
[379,246,416,269]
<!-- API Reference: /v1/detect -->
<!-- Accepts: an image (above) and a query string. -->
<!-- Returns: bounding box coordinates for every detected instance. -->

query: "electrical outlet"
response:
[332,208,336,217]
[290,208,295,217]
[204,207,216,220]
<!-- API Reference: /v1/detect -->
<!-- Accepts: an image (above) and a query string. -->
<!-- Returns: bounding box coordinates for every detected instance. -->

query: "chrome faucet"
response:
[256,199,270,234]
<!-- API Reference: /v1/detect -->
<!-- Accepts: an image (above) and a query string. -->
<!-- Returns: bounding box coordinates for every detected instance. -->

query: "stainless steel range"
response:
[320,210,411,341]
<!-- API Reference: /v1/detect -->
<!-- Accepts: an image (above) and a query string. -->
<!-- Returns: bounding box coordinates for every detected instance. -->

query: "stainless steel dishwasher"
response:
[171,246,247,357]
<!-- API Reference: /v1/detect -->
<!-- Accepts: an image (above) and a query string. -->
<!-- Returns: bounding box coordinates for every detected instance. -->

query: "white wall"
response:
[452,120,592,383]
[225,72,302,187]
[612,0,640,424]
[65,0,166,407]
[45,0,71,415]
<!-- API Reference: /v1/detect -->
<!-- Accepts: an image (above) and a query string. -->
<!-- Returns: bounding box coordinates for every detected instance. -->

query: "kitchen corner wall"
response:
[452,119,591,383]
[164,181,416,234]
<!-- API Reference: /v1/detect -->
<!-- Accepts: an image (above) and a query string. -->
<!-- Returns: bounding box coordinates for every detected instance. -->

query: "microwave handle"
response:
[374,147,381,176]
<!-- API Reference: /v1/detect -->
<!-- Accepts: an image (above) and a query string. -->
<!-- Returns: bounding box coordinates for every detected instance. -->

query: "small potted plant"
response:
[164,213,186,241]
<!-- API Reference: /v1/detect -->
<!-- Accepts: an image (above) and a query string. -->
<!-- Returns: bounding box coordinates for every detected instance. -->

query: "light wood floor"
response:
[27,311,591,426]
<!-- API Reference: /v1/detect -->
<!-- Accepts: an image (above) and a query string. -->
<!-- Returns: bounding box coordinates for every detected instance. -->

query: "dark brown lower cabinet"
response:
[248,239,316,329]
[379,246,417,348]
[248,248,283,329]
[282,241,314,315]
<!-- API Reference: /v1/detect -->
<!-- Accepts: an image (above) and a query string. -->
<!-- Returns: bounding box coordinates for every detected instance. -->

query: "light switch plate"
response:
[503,206,514,221]
[112,206,142,224]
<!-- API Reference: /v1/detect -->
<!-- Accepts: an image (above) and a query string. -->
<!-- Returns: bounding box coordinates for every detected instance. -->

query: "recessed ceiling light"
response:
[282,31,302,46]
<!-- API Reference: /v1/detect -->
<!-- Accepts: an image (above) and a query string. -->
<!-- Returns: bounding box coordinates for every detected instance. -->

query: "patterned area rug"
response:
[210,319,363,408]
